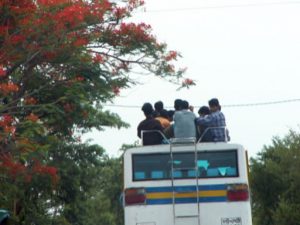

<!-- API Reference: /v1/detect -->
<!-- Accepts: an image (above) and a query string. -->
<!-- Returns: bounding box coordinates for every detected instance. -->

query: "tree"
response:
[250,130,300,225]
[49,142,122,225]
[0,0,194,223]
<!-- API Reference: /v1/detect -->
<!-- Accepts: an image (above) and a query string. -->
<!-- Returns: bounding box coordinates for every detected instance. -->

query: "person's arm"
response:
[155,120,163,132]
[173,111,179,122]
[137,124,141,138]
[196,114,214,126]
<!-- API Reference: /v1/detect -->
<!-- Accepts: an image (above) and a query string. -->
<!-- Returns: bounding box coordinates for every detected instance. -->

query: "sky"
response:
[83,0,300,158]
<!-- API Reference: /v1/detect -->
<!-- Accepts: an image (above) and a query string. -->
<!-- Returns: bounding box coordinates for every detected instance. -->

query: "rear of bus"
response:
[123,143,252,225]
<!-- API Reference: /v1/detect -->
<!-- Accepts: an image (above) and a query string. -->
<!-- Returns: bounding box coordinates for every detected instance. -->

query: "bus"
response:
[123,136,252,225]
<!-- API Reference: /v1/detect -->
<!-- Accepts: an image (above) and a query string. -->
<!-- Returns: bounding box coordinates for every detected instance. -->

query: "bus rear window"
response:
[132,150,238,181]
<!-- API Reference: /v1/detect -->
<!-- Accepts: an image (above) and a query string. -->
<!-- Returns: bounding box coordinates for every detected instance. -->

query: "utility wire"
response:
[141,0,300,13]
[223,98,300,107]
[103,98,300,109]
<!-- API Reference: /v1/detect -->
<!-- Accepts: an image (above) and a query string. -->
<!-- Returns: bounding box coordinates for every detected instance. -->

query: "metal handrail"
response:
[197,126,229,144]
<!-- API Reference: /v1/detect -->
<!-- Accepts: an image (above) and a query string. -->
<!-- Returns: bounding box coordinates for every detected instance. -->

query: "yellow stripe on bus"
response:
[146,190,227,199]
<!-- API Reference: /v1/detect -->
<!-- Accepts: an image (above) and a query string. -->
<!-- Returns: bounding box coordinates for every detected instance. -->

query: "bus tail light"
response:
[125,188,146,205]
[227,183,249,201]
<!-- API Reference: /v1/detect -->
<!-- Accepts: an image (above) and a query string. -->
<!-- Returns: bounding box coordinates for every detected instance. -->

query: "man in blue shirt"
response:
[196,98,230,142]
[174,100,196,139]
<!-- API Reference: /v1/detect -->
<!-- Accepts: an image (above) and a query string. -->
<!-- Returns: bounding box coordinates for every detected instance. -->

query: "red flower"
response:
[0,67,6,77]
[93,53,104,64]
[114,7,127,19]
[165,51,178,61]
[0,82,19,94]
[75,76,85,81]
[183,78,194,85]
[73,38,88,47]
[0,114,14,128]
[44,51,57,60]
[26,113,39,122]
[10,34,26,45]
[25,97,38,105]
[63,103,73,113]
[0,26,9,36]
[2,114,13,124]
[113,86,120,95]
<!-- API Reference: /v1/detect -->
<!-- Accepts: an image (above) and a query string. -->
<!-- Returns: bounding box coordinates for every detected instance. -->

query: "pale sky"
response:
[83,0,300,158]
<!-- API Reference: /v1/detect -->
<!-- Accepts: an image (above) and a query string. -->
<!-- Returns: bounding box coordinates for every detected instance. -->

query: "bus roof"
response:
[125,142,245,155]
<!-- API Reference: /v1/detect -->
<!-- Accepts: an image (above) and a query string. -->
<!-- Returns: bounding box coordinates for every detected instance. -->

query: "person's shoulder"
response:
[215,110,225,116]
[148,117,160,124]
[174,110,183,118]
[186,110,196,117]
[174,110,182,115]
[138,118,147,126]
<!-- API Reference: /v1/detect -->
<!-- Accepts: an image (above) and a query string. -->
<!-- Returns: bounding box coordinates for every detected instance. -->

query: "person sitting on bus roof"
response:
[163,110,175,139]
[174,98,183,112]
[173,100,196,139]
[155,109,170,129]
[196,106,213,142]
[137,103,164,146]
[196,98,230,142]
[153,100,164,117]
[163,99,182,139]
[167,110,175,122]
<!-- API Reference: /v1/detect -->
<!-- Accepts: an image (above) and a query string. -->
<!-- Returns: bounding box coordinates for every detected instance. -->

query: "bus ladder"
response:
[170,137,200,225]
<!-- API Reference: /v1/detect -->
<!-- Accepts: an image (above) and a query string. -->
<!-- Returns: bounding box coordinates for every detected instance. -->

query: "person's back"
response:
[155,109,170,129]
[153,100,164,118]
[173,100,196,139]
[206,110,227,141]
[137,103,163,145]
[196,98,229,142]
[196,106,213,142]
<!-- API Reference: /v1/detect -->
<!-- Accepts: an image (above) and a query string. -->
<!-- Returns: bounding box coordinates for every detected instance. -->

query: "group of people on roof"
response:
[137,98,230,146]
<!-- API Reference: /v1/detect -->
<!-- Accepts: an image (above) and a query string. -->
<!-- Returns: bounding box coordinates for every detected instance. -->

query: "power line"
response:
[141,1,300,13]
[223,98,300,107]
[103,98,300,109]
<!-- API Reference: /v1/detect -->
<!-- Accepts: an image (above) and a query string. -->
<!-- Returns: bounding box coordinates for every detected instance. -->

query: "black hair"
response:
[154,101,164,112]
[198,106,210,115]
[159,109,169,119]
[182,100,189,110]
[141,102,154,116]
[174,99,183,110]
[208,98,220,107]
[167,110,175,119]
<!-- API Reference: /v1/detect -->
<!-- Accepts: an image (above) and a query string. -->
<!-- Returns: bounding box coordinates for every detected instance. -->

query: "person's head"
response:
[174,99,183,111]
[198,106,210,117]
[208,98,221,112]
[154,101,164,112]
[141,102,154,117]
[159,109,169,119]
[181,100,189,110]
[167,110,175,121]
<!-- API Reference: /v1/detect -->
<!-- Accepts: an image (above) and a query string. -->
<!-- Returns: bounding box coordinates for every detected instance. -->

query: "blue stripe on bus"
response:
[146,196,227,205]
[145,184,227,193]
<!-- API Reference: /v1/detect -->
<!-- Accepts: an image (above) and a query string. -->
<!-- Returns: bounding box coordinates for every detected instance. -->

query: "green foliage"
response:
[0,0,188,224]
[48,142,123,225]
[250,130,300,225]
[0,141,124,225]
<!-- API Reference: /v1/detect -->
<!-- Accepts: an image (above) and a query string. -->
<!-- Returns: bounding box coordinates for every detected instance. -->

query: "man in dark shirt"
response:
[137,103,164,145]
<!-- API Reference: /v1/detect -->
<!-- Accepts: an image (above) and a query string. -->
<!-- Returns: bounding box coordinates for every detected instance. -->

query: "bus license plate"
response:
[221,217,242,225]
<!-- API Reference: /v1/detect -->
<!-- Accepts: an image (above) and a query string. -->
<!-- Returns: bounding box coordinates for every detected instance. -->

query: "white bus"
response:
[123,137,252,225]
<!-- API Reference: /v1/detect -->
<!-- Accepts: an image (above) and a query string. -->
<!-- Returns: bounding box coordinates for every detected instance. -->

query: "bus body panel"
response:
[123,143,253,225]
[125,202,252,225]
